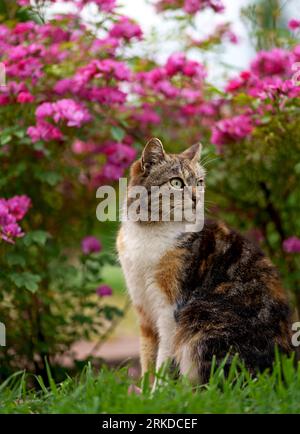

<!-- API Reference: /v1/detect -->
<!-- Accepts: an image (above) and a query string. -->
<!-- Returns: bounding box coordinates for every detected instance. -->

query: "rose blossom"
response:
[283,237,300,253]
[96,285,113,297]
[81,236,102,254]
[288,19,300,30]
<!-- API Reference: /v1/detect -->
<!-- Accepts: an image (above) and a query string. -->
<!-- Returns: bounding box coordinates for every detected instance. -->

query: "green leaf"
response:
[23,230,50,247]
[294,162,300,174]
[260,115,271,124]
[6,253,26,267]
[206,84,226,97]
[111,126,125,142]
[71,314,93,324]
[0,133,12,145]
[34,170,62,186]
[14,129,26,139]
[100,305,124,321]
[9,272,41,293]
[233,92,254,105]
[33,141,50,156]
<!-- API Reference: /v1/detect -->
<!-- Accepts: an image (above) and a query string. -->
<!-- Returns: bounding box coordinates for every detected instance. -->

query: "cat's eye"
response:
[197,178,204,187]
[170,177,184,189]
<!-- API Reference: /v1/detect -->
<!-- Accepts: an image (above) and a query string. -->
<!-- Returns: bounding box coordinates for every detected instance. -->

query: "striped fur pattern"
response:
[117,138,292,383]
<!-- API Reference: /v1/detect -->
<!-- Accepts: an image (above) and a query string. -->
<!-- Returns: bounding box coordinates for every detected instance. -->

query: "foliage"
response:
[0,0,138,378]
[0,231,123,377]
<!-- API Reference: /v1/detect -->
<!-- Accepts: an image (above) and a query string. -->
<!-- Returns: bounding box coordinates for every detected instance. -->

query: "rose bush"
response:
[0,0,300,378]
[0,0,142,378]
[208,45,300,312]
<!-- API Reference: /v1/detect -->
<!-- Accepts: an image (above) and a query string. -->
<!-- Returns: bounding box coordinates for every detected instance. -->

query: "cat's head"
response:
[126,138,205,224]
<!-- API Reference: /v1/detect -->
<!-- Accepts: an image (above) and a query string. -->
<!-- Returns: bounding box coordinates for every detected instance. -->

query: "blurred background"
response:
[0,0,300,383]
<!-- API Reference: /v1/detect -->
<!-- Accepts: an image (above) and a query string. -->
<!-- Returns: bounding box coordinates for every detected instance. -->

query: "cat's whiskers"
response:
[200,156,220,168]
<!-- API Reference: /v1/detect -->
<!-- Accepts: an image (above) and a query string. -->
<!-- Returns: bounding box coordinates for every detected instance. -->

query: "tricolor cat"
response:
[117,138,292,383]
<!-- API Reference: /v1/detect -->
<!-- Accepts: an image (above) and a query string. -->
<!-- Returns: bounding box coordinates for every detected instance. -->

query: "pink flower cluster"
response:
[132,104,161,126]
[103,142,137,168]
[156,0,224,14]
[93,141,137,185]
[226,72,300,100]
[27,99,91,143]
[217,45,300,149]
[0,22,72,84]
[283,237,300,253]
[71,138,137,186]
[1,8,142,186]
[211,115,253,150]
[91,36,120,56]
[130,53,210,134]
[109,17,142,41]
[250,48,293,78]
[96,285,113,297]
[54,59,131,106]
[17,0,116,13]
[134,52,206,100]
[0,19,75,107]
[226,46,300,95]
[11,2,300,184]
[184,0,224,14]
[0,81,35,107]
[75,59,131,84]
[191,23,238,47]
[27,121,63,143]
[81,235,102,254]
[288,19,300,30]
[36,99,92,127]
[166,52,206,78]
[0,195,31,243]
[79,0,116,12]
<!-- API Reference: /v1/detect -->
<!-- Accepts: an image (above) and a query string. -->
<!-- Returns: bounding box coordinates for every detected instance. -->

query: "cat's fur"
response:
[117,138,292,383]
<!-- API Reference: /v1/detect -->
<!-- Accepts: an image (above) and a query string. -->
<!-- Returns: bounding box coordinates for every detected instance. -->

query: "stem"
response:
[259,181,285,243]
[258,182,300,318]
[4,0,17,19]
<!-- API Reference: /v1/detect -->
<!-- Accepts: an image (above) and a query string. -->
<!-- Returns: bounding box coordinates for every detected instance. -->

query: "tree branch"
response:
[259,181,285,242]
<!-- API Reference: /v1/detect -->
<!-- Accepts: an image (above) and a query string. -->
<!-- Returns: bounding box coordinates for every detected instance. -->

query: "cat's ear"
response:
[180,143,202,164]
[141,138,166,171]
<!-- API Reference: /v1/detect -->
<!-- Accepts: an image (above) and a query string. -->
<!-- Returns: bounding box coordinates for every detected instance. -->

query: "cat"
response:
[117,137,292,384]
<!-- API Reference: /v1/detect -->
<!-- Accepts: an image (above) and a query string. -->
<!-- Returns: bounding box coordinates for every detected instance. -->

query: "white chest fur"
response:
[118,221,185,331]
[118,220,197,378]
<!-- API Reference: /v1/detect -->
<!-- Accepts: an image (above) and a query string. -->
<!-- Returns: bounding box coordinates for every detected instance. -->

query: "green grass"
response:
[1,354,300,414]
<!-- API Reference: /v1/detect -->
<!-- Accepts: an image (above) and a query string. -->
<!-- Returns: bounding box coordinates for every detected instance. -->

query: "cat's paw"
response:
[127,384,142,395]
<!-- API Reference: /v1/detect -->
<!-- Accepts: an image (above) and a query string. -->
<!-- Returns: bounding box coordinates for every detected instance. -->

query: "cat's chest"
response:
[118,222,183,308]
